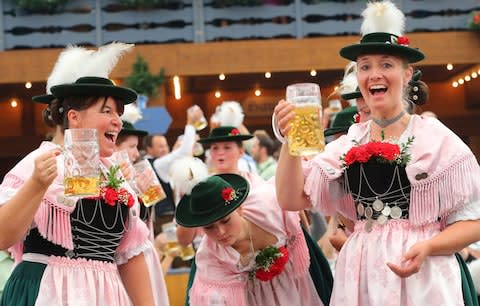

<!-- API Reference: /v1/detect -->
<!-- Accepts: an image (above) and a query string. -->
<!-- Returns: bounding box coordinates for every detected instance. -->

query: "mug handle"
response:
[271,112,286,144]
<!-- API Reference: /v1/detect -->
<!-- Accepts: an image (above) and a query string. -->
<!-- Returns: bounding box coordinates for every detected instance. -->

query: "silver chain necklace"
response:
[372,110,406,128]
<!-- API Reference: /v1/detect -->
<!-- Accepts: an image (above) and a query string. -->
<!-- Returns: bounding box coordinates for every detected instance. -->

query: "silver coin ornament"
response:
[377,214,388,225]
[382,205,391,217]
[365,219,374,232]
[365,207,373,219]
[390,206,403,219]
[357,203,365,216]
[372,199,384,212]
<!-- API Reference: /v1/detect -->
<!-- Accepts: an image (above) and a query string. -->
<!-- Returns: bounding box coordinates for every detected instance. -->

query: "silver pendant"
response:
[372,199,384,212]
[365,218,374,232]
[390,206,402,219]
[365,207,373,219]
[377,214,388,225]
[382,205,391,217]
[357,203,365,216]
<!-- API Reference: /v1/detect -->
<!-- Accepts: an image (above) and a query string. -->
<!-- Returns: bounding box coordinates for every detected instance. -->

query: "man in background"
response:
[250,130,277,181]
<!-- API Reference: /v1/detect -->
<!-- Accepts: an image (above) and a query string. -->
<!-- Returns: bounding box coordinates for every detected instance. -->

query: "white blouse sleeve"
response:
[447,199,480,225]
[0,186,18,206]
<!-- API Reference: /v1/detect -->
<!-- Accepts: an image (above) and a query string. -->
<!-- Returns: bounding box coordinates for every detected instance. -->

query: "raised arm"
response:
[0,149,59,249]
[274,100,310,211]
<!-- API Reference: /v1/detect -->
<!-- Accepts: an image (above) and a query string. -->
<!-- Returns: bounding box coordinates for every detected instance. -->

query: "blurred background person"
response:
[250,130,277,181]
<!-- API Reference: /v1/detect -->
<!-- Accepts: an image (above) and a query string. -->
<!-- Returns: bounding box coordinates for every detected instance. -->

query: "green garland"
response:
[118,0,181,9]
[14,0,69,13]
[125,55,165,98]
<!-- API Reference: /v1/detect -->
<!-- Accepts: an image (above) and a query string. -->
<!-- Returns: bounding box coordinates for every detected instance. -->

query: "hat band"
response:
[189,187,246,216]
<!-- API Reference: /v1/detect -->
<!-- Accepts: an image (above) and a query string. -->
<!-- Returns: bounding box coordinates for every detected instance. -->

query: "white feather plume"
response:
[46,42,134,94]
[218,101,244,127]
[121,103,143,124]
[360,0,405,36]
[338,62,358,96]
[46,45,93,93]
[85,42,134,78]
[169,157,209,196]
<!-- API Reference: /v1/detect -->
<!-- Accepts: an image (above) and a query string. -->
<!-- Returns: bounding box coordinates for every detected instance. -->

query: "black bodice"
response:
[24,198,129,263]
[344,161,411,222]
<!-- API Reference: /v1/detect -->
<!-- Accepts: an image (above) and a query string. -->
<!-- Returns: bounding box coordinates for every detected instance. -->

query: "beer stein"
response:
[64,128,100,197]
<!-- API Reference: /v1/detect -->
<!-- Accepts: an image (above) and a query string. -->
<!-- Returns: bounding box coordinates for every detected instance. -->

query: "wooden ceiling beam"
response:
[0,31,478,84]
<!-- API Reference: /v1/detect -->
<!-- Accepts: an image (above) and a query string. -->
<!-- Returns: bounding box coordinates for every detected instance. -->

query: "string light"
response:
[452,81,458,88]
[10,100,18,108]
[446,63,453,71]
[264,72,271,79]
[173,76,181,100]
[215,90,221,98]
[458,78,464,85]
[254,89,261,96]
[25,82,32,89]
[310,70,317,77]
[219,74,226,81]
[465,75,471,82]
[472,72,478,79]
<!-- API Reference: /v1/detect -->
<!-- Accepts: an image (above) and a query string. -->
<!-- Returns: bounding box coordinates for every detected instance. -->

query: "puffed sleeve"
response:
[115,207,151,265]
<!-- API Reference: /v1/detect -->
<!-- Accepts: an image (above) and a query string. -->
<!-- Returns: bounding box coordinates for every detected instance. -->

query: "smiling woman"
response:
[0,43,156,306]
[273,1,480,306]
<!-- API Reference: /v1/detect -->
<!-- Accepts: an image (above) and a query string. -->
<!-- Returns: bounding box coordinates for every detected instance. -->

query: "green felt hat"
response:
[325,106,358,137]
[50,77,137,105]
[340,87,362,101]
[340,32,424,63]
[120,121,148,137]
[32,94,55,104]
[198,126,253,144]
[175,174,250,228]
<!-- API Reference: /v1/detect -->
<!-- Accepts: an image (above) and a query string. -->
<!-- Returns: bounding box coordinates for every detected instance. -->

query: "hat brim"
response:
[175,174,250,228]
[198,134,253,144]
[50,84,137,105]
[325,127,349,137]
[32,94,55,104]
[341,91,362,101]
[119,129,148,137]
[340,43,425,63]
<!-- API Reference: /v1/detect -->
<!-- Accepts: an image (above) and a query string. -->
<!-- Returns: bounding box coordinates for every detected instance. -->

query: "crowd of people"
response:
[0,1,479,306]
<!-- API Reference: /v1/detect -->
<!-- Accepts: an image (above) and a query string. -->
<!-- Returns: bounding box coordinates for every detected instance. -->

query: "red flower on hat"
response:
[221,187,236,205]
[396,36,409,46]
[353,113,361,123]
[229,128,240,136]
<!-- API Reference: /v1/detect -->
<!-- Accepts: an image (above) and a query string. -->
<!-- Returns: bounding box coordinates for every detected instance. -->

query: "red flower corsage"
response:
[98,165,135,208]
[250,245,289,282]
[228,128,240,136]
[396,36,409,46]
[221,187,236,205]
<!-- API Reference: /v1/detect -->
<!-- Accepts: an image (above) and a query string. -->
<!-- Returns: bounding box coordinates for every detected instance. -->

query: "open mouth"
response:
[104,132,116,143]
[369,85,387,96]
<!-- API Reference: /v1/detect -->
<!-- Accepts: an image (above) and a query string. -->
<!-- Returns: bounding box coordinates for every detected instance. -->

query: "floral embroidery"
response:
[228,128,240,136]
[341,137,414,169]
[221,187,236,205]
[249,246,289,281]
[94,165,135,207]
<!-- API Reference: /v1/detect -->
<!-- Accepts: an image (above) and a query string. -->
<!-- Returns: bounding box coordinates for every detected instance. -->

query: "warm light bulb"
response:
[173,76,181,100]
[25,82,32,89]
[264,72,271,79]
[458,78,464,85]
[452,81,458,87]
[334,86,339,91]
[472,72,478,78]
[10,100,18,107]
[465,75,471,82]
[219,74,226,81]
[254,89,261,96]
[215,91,221,98]
[310,70,317,77]
[478,69,480,74]
[446,63,453,71]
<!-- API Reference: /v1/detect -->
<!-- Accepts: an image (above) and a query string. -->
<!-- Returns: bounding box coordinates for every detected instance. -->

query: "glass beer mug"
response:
[64,128,100,197]
[162,222,181,255]
[133,160,166,207]
[286,83,325,156]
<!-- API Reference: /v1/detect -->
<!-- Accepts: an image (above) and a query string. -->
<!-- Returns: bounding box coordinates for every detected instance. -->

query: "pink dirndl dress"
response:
[304,116,480,306]
[189,174,323,306]
[0,142,152,306]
